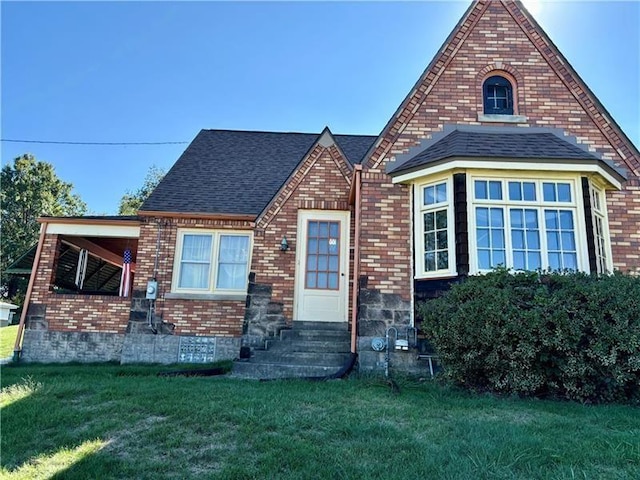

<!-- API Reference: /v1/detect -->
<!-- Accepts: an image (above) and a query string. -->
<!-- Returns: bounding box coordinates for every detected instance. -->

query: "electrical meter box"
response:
[146,280,158,300]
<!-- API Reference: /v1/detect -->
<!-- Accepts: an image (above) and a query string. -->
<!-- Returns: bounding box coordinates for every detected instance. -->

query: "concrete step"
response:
[292,321,348,331]
[233,321,353,380]
[266,338,351,353]
[231,361,345,380]
[250,350,351,365]
[280,329,350,342]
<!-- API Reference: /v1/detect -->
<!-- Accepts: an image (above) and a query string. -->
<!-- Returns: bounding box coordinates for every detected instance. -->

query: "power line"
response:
[1,138,189,146]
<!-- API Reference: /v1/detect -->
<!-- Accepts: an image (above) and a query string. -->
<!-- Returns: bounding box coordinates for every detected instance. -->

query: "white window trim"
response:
[589,180,614,274]
[391,158,623,190]
[171,229,253,296]
[466,172,591,274]
[413,176,457,279]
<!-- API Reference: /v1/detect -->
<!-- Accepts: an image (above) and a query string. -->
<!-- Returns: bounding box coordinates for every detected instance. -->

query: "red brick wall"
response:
[134,217,254,337]
[362,0,640,275]
[28,233,130,333]
[359,172,412,299]
[253,142,353,321]
[37,295,130,333]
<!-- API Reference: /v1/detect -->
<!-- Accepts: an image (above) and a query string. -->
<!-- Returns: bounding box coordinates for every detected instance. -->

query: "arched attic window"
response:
[483,75,514,115]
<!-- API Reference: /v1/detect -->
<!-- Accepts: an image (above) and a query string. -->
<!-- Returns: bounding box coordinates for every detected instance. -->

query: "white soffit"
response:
[390,158,623,190]
[45,223,140,237]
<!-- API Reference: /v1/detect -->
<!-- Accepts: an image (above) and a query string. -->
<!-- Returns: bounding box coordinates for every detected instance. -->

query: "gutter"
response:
[350,165,363,354]
[13,221,48,361]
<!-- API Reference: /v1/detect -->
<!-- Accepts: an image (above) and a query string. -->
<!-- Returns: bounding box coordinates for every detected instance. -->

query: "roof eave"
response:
[38,216,141,226]
[137,210,256,223]
[389,155,626,189]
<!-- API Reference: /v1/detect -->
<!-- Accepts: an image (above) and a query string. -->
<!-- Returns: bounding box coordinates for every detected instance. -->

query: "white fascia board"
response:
[46,223,140,237]
[390,158,623,190]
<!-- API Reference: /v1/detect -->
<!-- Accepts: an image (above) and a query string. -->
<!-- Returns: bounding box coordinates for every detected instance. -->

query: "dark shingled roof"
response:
[141,129,376,216]
[388,126,606,175]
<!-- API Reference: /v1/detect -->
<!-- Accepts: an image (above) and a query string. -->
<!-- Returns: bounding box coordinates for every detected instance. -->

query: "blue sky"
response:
[2,1,638,214]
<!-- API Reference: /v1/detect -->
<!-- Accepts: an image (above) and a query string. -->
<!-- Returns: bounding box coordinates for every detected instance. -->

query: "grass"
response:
[1,364,639,479]
[0,325,19,359]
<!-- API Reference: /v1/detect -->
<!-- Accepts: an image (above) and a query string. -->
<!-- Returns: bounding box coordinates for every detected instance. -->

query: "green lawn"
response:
[0,325,19,359]
[1,364,639,480]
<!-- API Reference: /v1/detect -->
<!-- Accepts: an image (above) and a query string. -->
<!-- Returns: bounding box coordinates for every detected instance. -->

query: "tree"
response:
[118,165,165,215]
[1,154,87,300]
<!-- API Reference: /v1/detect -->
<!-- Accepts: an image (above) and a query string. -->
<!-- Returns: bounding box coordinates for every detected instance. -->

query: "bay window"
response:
[411,172,617,280]
[173,230,251,294]
[470,177,583,272]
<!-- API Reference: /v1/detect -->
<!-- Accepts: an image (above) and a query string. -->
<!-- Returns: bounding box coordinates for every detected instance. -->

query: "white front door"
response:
[294,210,350,322]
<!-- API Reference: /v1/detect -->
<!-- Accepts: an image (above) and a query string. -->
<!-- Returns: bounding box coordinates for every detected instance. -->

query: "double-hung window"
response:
[173,230,251,294]
[416,178,456,278]
[471,177,582,272]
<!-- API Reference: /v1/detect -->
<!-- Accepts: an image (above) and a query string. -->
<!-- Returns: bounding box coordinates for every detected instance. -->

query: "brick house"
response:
[16,0,639,375]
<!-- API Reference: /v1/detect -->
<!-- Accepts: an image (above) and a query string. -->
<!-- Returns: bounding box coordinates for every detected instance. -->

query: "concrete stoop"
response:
[231,321,352,380]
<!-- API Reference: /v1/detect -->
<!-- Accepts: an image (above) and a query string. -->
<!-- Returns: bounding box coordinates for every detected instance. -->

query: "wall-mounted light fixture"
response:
[280,236,289,252]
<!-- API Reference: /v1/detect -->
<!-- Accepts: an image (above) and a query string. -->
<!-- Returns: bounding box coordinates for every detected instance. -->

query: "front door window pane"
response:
[306,220,340,290]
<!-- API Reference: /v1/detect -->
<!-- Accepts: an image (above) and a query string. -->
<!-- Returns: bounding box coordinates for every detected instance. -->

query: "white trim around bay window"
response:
[467,173,590,274]
[414,176,457,279]
[589,181,614,274]
[171,229,252,295]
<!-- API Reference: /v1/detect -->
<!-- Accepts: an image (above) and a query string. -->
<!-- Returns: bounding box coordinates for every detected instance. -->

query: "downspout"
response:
[13,221,48,361]
[350,165,363,354]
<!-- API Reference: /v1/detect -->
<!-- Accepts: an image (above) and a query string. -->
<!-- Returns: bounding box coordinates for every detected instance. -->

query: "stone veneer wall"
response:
[355,281,419,373]
[242,278,286,348]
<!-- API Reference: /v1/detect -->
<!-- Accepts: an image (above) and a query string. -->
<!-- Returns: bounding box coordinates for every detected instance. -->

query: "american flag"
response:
[119,249,132,297]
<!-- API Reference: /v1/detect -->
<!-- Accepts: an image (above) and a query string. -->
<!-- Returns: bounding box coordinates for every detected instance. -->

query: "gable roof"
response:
[141,129,376,217]
[362,0,640,175]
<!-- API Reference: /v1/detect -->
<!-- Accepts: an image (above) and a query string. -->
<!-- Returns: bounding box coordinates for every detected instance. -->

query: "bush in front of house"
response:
[418,268,640,403]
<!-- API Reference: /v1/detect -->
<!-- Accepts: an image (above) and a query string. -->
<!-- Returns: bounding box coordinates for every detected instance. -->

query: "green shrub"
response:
[418,269,640,403]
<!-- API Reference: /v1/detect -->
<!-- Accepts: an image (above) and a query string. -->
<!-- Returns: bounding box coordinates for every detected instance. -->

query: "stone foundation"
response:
[121,334,240,364]
[357,288,412,338]
[242,280,287,348]
[20,330,240,365]
[355,286,429,375]
[21,330,125,363]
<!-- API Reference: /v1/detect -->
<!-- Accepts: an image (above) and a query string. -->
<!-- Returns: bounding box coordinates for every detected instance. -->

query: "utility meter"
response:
[146,280,158,300]
[371,337,386,352]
